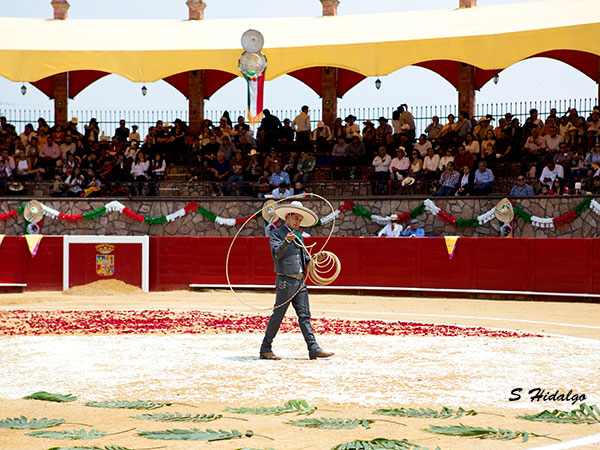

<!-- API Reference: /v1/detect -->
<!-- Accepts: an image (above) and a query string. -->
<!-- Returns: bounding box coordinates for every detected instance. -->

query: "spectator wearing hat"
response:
[436,161,460,196]
[425,116,443,142]
[473,160,496,195]
[378,214,403,237]
[84,118,100,141]
[66,117,80,139]
[344,115,360,140]
[362,120,376,153]
[332,117,345,142]
[510,175,534,196]
[312,121,332,155]
[375,117,393,145]
[564,125,582,149]
[402,219,425,237]
[292,105,312,151]
[129,125,140,143]
[390,147,410,181]
[414,134,432,158]
[371,146,392,194]
[474,116,493,142]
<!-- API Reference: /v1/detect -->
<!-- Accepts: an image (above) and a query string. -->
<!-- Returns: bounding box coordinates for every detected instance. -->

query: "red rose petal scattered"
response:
[0,310,543,338]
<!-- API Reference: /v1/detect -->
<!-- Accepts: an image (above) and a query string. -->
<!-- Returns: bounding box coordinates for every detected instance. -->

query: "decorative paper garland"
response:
[0,197,597,230]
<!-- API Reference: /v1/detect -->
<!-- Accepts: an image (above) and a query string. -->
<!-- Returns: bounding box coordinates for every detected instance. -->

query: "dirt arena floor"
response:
[0,285,599,450]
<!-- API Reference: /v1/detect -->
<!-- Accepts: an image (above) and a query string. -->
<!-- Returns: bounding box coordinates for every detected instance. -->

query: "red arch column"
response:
[320,0,340,128]
[187,0,207,135]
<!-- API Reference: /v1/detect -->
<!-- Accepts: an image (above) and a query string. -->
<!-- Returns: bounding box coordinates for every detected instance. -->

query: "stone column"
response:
[320,0,340,16]
[186,0,206,20]
[51,0,69,19]
[188,70,205,135]
[53,72,68,126]
[457,63,476,119]
[320,1,339,128]
[322,67,338,129]
[457,0,476,118]
[186,0,207,135]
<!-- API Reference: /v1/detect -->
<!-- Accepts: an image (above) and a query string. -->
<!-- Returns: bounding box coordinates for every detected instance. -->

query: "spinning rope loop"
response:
[225,193,341,311]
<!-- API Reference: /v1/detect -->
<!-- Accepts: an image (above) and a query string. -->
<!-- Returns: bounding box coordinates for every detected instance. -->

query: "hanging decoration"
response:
[444,236,460,260]
[24,234,43,257]
[239,29,266,125]
[0,197,597,235]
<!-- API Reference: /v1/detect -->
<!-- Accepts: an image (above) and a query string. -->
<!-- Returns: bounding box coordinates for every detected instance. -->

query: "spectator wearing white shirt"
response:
[423,147,441,180]
[389,147,410,181]
[344,115,360,139]
[371,146,392,195]
[539,159,564,189]
[378,214,403,237]
[438,147,455,171]
[544,125,563,152]
[292,105,311,150]
[463,132,480,156]
[414,134,433,158]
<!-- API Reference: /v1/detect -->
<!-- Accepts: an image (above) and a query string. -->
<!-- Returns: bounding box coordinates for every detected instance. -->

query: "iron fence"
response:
[2,98,597,140]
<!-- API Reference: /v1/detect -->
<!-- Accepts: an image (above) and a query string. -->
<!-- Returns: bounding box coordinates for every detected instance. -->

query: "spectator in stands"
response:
[234,116,250,134]
[371,146,392,195]
[293,181,306,196]
[125,140,140,162]
[19,123,36,146]
[473,160,495,195]
[0,159,9,193]
[413,134,432,158]
[439,114,457,142]
[63,152,78,176]
[256,170,272,198]
[474,116,493,142]
[52,124,66,144]
[283,150,298,181]
[402,219,425,237]
[423,147,440,181]
[453,144,475,171]
[148,153,166,195]
[171,119,188,162]
[258,109,281,150]
[586,143,600,167]
[539,159,564,189]
[84,118,99,141]
[277,118,294,144]
[344,115,360,139]
[390,147,409,181]
[332,135,349,162]
[215,116,233,140]
[528,108,544,130]
[408,149,423,180]
[0,149,15,173]
[510,175,534,196]
[494,129,514,161]
[36,117,50,137]
[12,153,30,182]
[245,149,263,183]
[494,117,508,139]
[115,119,129,143]
[218,134,236,161]
[362,120,376,152]
[425,116,443,142]
[378,214,403,237]
[375,117,392,145]
[544,125,563,152]
[540,116,556,136]
[269,164,290,190]
[263,148,281,172]
[39,135,61,177]
[455,164,474,196]
[549,176,570,196]
[553,143,573,168]
[566,107,579,126]
[292,105,311,151]
[564,125,582,149]
[295,150,316,184]
[455,111,472,141]
[209,151,230,196]
[436,161,460,196]
[587,111,600,133]
[271,182,293,199]
[65,167,85,197]
[439,146,454,171]
[463,132,480,157]
[347,134,366,164]
[59,135,76,161]
[227,150,246,196]
[382,133,396,155]
[590,176,600,194]
[129,125,140,143]
[130,152,150,195]
[66,117,80,139]
[397,104,416,140]
[523,127,546,162]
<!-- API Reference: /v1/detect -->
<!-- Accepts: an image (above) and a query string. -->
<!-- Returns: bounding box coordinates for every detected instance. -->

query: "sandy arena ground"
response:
[0,286,599,450]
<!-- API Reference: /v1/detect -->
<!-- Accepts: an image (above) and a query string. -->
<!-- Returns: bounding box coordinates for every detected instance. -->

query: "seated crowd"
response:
[1,103,600,198]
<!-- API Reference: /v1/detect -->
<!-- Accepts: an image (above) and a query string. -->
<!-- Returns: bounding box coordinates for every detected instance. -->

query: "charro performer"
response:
[259,200,334,361]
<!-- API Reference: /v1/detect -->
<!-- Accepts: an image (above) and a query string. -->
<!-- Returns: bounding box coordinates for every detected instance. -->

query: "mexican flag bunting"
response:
[245,71,265,125]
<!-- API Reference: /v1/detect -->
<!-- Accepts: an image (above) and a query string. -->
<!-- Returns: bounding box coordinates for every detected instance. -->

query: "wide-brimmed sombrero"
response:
[494,197,514,223]
[274,200,319,227]
[23,199,44,223]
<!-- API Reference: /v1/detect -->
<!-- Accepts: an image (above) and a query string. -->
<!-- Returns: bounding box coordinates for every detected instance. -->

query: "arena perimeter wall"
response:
[1,236,600,299]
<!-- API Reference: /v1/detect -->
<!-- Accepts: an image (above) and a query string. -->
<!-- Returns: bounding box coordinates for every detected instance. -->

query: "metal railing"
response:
[2,98,597,140]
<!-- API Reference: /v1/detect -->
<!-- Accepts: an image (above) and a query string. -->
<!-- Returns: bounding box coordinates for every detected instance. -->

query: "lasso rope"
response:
[225,193,340,311]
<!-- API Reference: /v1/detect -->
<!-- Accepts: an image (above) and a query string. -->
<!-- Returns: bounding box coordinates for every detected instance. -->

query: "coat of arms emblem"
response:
[95,244,115,276]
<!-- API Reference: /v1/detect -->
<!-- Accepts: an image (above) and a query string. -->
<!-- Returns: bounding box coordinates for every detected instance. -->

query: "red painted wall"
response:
[1,236,599,296]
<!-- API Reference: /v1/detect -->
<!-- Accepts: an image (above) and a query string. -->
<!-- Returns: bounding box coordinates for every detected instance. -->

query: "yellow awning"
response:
[0,0,598,83]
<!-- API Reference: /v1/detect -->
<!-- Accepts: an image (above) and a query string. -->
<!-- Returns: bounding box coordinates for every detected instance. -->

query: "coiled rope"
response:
[225,193,341,311]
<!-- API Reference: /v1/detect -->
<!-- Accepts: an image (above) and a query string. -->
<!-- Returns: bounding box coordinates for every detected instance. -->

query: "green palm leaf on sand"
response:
[225,399,316,416]
[287,417,374,429]
[133,412,223,423]
[374,406,487,419]
[85,400,193,410]
[517,403,600,424]
[24,392,78,403]
[424,423,559,442]
[331,438,440,449]
[27,428,135,440]
[0,416,65,429]
[46,445,166,450]
[138,428,252,441]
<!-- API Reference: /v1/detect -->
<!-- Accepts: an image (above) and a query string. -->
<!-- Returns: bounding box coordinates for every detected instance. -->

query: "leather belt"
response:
[276,273,304,280]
